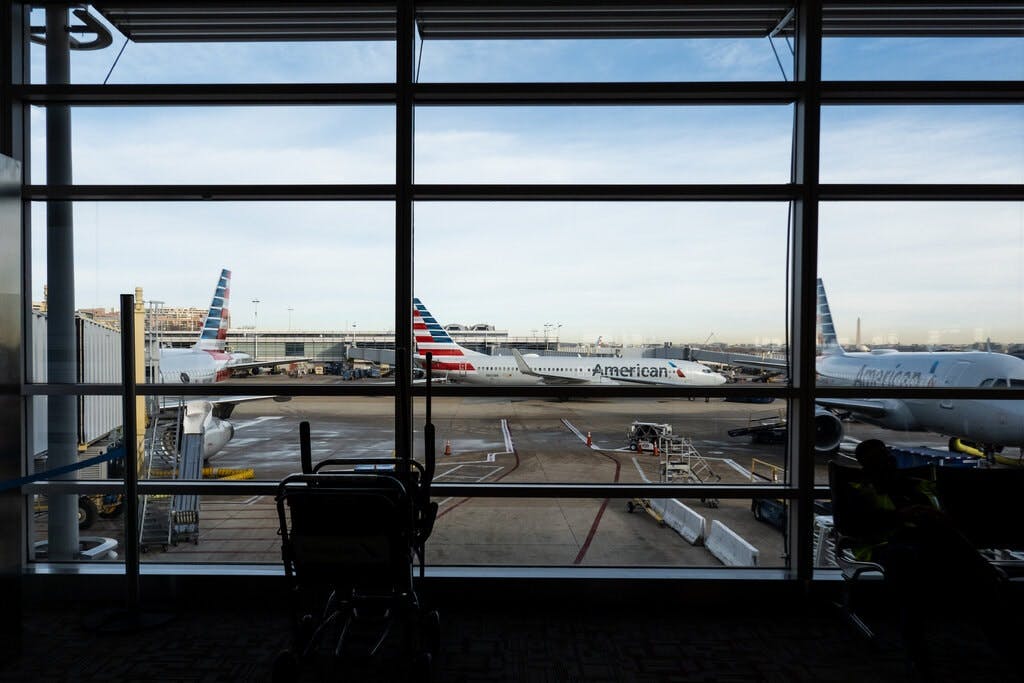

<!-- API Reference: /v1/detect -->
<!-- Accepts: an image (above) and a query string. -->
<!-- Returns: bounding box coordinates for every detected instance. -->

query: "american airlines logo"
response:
[592,363,673,379]
[853,365,937,388]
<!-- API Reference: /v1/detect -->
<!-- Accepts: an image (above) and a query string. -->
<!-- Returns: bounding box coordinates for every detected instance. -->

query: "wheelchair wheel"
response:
[410,652,432,682]
[271,649,298,683]
[420,609,441,657]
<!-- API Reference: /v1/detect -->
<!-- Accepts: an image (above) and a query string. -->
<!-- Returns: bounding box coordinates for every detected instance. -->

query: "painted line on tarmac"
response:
[438,419,521,518]
[562,418,610,450]
[722,458,754,479]
[631,457,652,483]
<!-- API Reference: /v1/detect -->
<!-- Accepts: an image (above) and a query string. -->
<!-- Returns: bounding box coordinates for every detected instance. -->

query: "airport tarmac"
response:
[36,377,955,570]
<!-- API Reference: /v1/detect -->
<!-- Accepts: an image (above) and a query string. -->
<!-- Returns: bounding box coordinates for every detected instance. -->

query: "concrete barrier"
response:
[647,498,706,545]
[705,520,759,567]
[663,499,706,545]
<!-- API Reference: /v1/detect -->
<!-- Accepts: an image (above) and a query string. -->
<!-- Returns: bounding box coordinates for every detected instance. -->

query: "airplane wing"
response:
[815,397,889,419]
[723,356,787,373]
[511,349,590,385]
[158,394,290,418]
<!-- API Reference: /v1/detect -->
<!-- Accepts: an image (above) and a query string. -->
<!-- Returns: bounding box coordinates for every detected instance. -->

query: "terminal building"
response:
[2,3,1022,680]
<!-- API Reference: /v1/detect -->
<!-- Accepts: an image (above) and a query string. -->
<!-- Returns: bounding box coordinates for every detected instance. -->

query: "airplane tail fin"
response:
[194,268,231,352]
[413,298,480,370]
[816,278,845,356]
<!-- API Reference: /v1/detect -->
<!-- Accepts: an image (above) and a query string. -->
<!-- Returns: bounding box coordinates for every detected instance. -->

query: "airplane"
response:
[412,298,727,387]
[153,268,301,460]
[157,268,307,384]
[730,279,1024,458]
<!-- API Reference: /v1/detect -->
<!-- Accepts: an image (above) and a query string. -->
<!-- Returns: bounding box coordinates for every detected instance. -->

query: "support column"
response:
[45,6,78,560]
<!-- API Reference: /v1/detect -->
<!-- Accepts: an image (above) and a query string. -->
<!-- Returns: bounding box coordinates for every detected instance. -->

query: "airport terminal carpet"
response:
[2,598,1020,682]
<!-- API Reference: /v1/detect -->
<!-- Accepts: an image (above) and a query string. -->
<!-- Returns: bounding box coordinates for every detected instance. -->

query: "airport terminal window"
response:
[413,37,791,83]
[30,106,398,185]
[26,8,397,85]
[822,36,1024,81]
[6,3,1022,578]
[819,106,1024,184]
[415,106,795,185]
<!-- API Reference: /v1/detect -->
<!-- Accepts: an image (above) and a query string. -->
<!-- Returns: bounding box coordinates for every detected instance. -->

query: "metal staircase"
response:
[139,405,181,551]
[658,434,721,508]
[138,402,202,550]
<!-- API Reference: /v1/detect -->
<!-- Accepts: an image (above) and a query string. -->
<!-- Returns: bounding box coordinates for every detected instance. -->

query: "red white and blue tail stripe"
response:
[195,268,231,352]
[413,298,478,372]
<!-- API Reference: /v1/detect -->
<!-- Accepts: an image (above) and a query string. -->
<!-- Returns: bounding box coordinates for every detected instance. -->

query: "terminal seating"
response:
[934,465,1024,576]
[827,461,934,641]
[829,460,1024,643]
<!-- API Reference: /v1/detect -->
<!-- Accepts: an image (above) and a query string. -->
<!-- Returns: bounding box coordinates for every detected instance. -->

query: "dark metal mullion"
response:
[821,184,1024,201]
[20,383,795,400]
[30,479,817,500]
[414,184,797,201]
[11,83,398,105]
[414,81,800,105]
[25,183,1024,203]
[26,184,397,201]
[15,80,1020,107]
[21,381,1022,401]
[820,81,1024,105]
[395,1,414,469]
[789,0,822,585]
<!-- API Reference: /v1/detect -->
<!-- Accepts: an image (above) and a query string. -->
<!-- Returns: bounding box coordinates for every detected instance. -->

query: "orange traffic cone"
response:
[653,443,660,458]
[636,442,643,454]
[444,439,451,456]
[586,431,592,447]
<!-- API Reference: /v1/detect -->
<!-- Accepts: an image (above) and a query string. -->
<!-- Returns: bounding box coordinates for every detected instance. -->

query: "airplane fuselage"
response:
[158,348,251,384]
[817,350,1024,447]
[434,354,727,387]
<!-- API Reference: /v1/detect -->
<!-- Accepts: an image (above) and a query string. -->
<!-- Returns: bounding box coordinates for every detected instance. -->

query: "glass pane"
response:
[819,203,1023,355]
[31,491,126,564]
[416,106,793,184]
[31,106,395,185]
[91,494,787,568]
[821,106,1024,184]
[29,201,395,384]
[431,497,786,568]
[30,8,395,85]
[823,37,1024,81]
[415,202,788,369]
[416,38,791,83]
[421,397,789,485]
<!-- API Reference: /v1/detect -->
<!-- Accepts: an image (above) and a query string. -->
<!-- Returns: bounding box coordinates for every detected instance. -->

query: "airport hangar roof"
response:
[91,2,1024,43]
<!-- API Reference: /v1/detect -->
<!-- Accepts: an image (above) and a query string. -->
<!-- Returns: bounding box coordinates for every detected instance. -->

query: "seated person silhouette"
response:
[850,440,1013,676]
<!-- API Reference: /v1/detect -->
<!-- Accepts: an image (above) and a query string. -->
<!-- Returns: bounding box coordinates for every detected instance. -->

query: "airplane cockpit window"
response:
[992,379,1008,387]
[980,378,994,387]
[1010,379,1024,388]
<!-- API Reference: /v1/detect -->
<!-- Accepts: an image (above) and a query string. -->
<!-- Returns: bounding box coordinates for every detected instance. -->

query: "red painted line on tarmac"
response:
[573,449,621,565]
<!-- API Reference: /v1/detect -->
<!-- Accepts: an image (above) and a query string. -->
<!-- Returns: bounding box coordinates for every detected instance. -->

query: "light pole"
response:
[288,306,293,331]
[252,299,260,359]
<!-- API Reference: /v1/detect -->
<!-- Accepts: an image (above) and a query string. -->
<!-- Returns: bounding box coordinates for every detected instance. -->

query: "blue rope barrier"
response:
[0,447,126,492]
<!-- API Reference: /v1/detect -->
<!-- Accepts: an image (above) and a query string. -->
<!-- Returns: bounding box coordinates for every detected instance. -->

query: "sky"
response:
[24,9,1024,346]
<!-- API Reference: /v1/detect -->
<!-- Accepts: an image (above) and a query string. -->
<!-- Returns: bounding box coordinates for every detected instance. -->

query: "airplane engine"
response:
[202,413,235,460]
[814,407,843,453]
